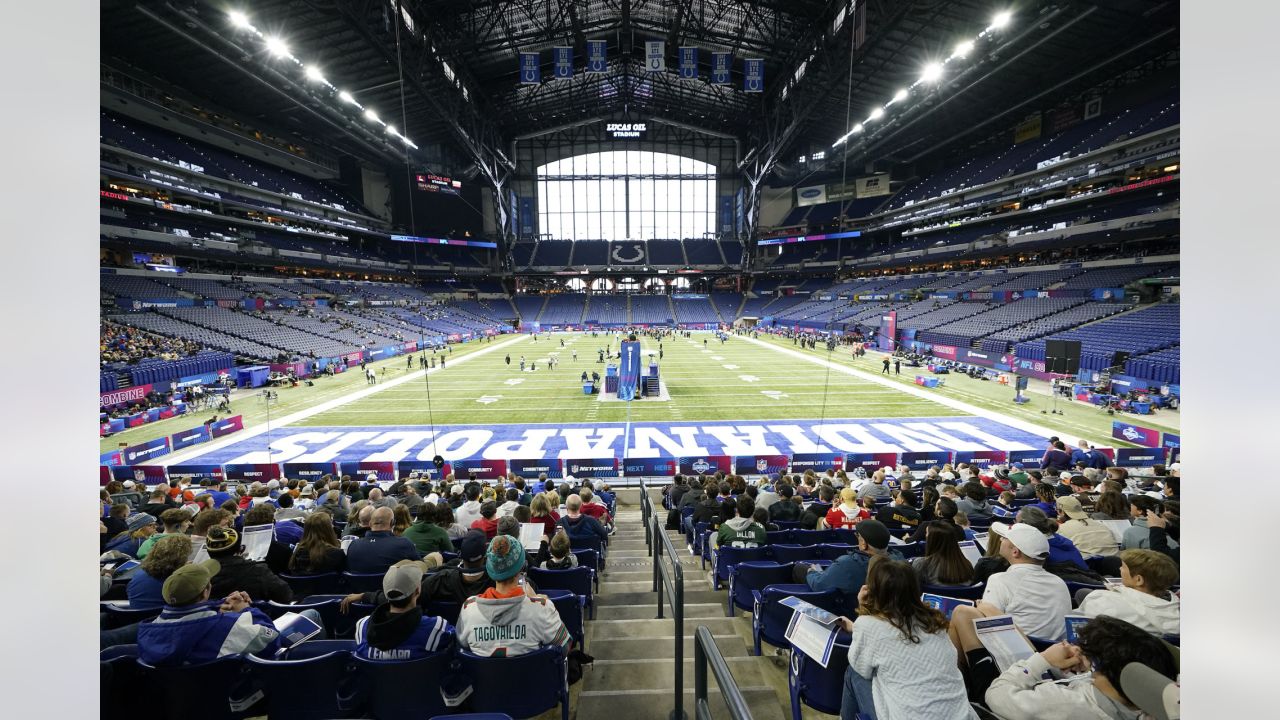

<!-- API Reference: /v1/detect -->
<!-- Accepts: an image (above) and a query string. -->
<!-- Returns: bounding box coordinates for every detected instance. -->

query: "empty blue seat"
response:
[341,651,453,719]
[527,566,595,620]
[245,641,354,719]
[455,646,569,720]
[770,544,822,564]
[788,629,852,720]
[279,572,343,597]
[713,546,770,590]
[137,655,258,719]
[102,602,163,629]
[752,584,845,656]
[728,561,796,617]
[342,571,386,593]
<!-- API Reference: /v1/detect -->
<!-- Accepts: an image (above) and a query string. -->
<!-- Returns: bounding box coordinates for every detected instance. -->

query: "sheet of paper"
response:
[779,595,839,626]
[972,532,988,554]
[973,614,1036,672]
[921,593,975,619]
[958,540,983,566]
[785,612,840,668]
[241,524,274,562]
[1063,614,1092,644]
[519,522,546,549]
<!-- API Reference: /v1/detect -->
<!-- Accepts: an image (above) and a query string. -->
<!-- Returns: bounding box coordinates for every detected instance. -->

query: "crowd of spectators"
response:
[101,320,202,365]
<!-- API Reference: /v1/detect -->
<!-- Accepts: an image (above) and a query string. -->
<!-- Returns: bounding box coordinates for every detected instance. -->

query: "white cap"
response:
[989,522,1050,560]
[450,484,464,496]
[122,480,135,489]
[266,479,280,489]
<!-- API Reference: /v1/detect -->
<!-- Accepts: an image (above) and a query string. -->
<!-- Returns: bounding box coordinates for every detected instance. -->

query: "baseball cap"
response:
[1011,462,1024,470]
[300,485,315,497]
[485,535,526,581]
[989,522,1050,560]
[266,479,280,489]
[161,559,221,605]
[855,520,891,550]
[459,531,488,562]
[382,560,428,601]
[450,484,464,496]
[1057,495,1089,520]
[122,480,136,489]
[1120,663,1179,720]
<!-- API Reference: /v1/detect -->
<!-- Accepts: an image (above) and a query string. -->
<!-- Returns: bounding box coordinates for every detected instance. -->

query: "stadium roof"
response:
[102,1,1177,177]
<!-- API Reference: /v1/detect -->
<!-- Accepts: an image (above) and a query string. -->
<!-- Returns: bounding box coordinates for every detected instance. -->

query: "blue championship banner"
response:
[622,457,676,477]
[519,52,540,84]
[618,340,641,401]
[587,40,608,73]
[645,41,665,72]
[712,52,731,85]
[743,58,763,92]
[679,47,698,79]
[553,47,573,79]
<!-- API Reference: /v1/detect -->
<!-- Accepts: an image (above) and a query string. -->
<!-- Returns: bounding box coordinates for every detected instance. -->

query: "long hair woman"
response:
[836,557,977,720]
[529,494,559,537]
[911,522,975,586]
[128,535,192,610]
[289,511,346,574]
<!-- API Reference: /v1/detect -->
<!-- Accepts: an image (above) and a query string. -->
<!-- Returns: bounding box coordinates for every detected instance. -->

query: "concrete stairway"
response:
[563,488,794,720]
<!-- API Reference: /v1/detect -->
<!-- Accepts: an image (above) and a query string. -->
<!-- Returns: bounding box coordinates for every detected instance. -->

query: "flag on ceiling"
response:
[553,47,573,79]
[645,41,665,72]
[743,58,764,92]
[519,52,540,84]
[678,47,698,80]
[587,40,607,73]
[711,52,731,85]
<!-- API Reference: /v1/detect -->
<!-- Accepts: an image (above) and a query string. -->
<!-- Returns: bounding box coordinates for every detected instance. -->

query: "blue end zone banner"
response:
[679,47,698,79]
[282,462,339,480]
[712,52,731,84]
[397,460,450,481]
[1007,449,1044,465]
[1112,420,1161,448]
[167,464,224,481]
[618,340,641,401]
[170,424,211,451]
[341,462,396,483]
[1116,448,1165,467]
[124,436,172,465]
[792,453,845,474]
[564,458,618,479]
[679,455,733,476]
[587,40,607,73]
[510,458,562,479]
[734,454,789,477]
[171,417,1044,467]
[845,452,899,472]
[954,450,1008,468]
[451,458,508,480]
[225,463,281,481]
[901,451,952,471]
[623,457,675,478]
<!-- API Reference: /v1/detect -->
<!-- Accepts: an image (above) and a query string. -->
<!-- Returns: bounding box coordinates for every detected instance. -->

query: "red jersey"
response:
[824,504,869,530]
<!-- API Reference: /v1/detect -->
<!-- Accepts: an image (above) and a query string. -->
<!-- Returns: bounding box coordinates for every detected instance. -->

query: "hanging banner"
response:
[519,52,541,84]
[712,52,731,85]
[796,185,828,207]
[743,58,764,92]
[877,311,897,351]
[1013,113,1043,144]
[553,47,573,79]
[645,41,665,72]
[617,340,641,401]
[678,47,698,79]
[855,173,891,198]
[587,40,608,73]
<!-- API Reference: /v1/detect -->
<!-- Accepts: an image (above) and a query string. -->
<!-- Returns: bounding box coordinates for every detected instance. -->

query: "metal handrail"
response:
[640,477,654,551]
[646,478,686,720]
[694,625,755,720]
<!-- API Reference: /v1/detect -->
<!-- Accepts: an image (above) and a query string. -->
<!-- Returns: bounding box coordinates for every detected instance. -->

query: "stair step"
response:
[582,656,769,693]
[574,687,787,720]
[591,603,727,621]
[586,634,751,661]
[590,617,740,640]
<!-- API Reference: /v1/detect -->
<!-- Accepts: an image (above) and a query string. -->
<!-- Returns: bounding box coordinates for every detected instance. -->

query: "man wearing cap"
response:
[347,507,424,574]
[354,561,453,661]
[949,522,1071,651]
[1055,496,1119,557]
[456,535,573,657]
[137,559,283,665]
[793,520,902,600]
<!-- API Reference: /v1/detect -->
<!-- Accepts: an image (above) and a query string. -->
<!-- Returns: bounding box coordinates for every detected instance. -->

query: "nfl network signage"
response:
[178,417,1044,467]
[607,122,647,139]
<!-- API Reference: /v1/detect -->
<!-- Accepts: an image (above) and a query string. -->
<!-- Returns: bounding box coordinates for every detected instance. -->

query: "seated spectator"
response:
[105,513,157,557]
[990,491,1017,518]
[834,557,978,720]
[437,503,468,540]
[794,520,901,597]
[948,523,1070,654]
[206,526,293,604]
[497,488,522,517]
[754,478,781,512]
[1015,506,1088,572]
[768,483,802,522]
[1123,496,1177,551]
[911,522,974,586]
[422,531,493,603]
[1055,496,1119,557]
[289,512,347,575]
[579,487,612,527]
[1090,490,1131,521]
[953,512,978,542]
[128,535,193,610]
[348,507,427,574]
[354,561,453,661]
[1031,483,1058,517]
[528,495,559,537]
[1077,549,1180,635]
[692,483,731,526]
[971,530,1009,585]
[956,482,993,521]
[907,497,959,544]
[140,488,179,520]
[455,485,484,529]
[366,487,396,510]
[136,508,192,559]
[1144,510,1179,564]
[876,489,921,530]
[456,536,573,657]
[983,615,1178,719]
[542,529,579,570]
[403,503,455,556]
[799,485,836,530]
[392,505,413,536]
[856,470,892,502]
[713,496,768,549]
[243,504,297,574]
[470,501,501,540]
[557,495,609,542]
[821,488,868,530]
[274,493,305,521]
[137,559,281,665]
[346,504,375,538]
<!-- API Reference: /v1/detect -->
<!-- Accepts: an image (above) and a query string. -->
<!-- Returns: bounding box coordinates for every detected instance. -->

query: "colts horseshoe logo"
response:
[612,243,645,264]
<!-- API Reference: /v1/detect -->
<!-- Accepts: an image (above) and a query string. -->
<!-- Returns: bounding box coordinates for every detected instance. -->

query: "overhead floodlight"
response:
[304,65,325,83]
[953,40,975,58]
[338,90,356,104]
[265,36,290,57]
[364,108,382,124]
[386,124,398,135]
[892,88,909,103]
[228,11,251,29]
[852,123,864,133]
[991,10,1012,29]
[921,62,943,82]
[868,106,884,121]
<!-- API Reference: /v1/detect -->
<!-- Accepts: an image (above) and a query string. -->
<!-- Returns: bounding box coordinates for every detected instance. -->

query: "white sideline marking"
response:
[161,335,530,465]
[743,335,1080,446]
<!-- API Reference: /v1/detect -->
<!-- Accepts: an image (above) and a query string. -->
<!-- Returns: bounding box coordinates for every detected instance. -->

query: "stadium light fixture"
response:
[228,10,251,30]
[304,65,325,83]
[952,40,975,59]
[265,36,290,58]
[364,108,383,124]
[921,62,943,82]
[338,90,356,104]
[892,88,909,103]
[868,106,884,122]
[991,10,1012,29]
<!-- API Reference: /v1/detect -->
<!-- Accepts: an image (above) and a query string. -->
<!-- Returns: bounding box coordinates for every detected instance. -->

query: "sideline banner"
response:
[509,458,561,480]
[1116,448,1164,467]
[1162,433,1180,463]
[170,424,211,451]
[450,458,508,480]
[123,436,171,465]
[954,450,1007,468]
[224,463,281,481]
[622,457,675,478]
[844,452,899,473]
[101,383,154,408]
[679,455,733,477]
[901,451,952,472]
[734,454,790,477]
[1007,449,1044,465]
[564,458,618,479]
[282,462,339,481]
[167,464,224,481]
[1111,420,1161,448]
[397,460,451,481]
[791,453,845,474]
[210,415,244,438]
[341,461,396,483]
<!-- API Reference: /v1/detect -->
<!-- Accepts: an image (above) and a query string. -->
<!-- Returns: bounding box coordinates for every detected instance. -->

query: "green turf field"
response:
[103,330,1178,455]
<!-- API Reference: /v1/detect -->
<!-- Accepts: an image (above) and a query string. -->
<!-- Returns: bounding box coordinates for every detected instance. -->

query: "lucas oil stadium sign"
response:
[606,122,647,139]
